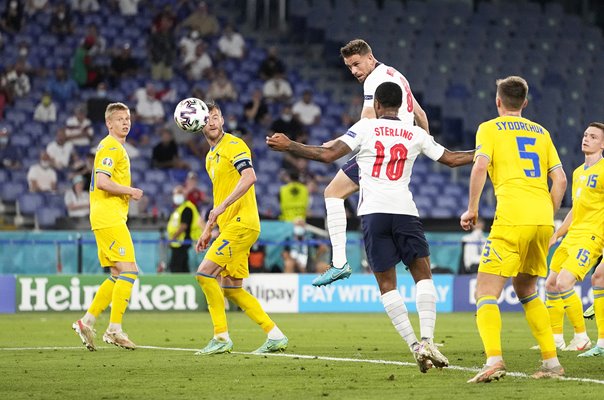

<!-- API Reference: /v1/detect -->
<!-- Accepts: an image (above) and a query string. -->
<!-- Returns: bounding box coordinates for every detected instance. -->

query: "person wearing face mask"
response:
[0,127,23,170]
[166,185,202,273]
[27,150,57,193]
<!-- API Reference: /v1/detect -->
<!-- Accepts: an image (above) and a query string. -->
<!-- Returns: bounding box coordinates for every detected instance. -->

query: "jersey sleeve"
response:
[474,123,493,162]
[363,74,379,109]
[337,119,365,152]
[546,134,562,173]
[420,131,445,161]
[94,144,118,177]
[228,139,253,174]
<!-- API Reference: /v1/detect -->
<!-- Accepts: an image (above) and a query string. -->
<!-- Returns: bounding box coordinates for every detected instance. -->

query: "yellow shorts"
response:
[478,225,553,278]
[93,224,136,267]
[549,232,604,281]
[205,222,260,279]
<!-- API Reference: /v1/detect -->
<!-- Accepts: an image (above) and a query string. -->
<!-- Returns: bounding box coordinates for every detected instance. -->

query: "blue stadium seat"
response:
[18,193,44,215]
[144,169,168,184]
[1,182,27,202]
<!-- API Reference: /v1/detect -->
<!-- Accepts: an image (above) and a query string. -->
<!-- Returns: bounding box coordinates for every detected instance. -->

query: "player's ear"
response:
[521,98,528,110]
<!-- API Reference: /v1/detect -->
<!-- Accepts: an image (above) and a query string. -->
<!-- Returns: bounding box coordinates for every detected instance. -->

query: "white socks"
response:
[325,198,347,268]
[108,323,122,333]
[416,279,437,340]
[82,312,96,327]
[215,332,231,341]
[381,290,418,347]
[268,325,285,340]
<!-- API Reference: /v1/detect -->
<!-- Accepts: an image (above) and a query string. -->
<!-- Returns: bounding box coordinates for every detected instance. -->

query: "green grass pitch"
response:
[1,311,601,399]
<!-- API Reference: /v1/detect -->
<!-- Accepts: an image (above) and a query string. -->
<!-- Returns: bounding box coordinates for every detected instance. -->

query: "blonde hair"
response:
[496,76,528,110]
[105,102,130,120]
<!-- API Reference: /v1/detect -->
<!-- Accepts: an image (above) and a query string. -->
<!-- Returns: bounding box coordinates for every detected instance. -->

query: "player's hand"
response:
[207,205,225,227]
[266,133,291,151]
[130,188,143,200]
[548,234,559,250]
[460,210,477,231]
[195,228,212,253]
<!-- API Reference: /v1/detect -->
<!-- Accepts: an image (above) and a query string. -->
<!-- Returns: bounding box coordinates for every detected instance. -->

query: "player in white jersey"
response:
[316,39,429,287]
[267,82,474,372]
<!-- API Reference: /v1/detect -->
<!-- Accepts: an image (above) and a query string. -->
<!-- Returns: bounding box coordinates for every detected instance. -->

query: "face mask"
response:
[293,226,305,236]
[173,194,185,205]
[281,114,292,122]
[97,90,107,97]
[40,161,50,168]
[227,121,237,130]
[19,48,28,57]
[0,137,8,146]
[42,96,51,106]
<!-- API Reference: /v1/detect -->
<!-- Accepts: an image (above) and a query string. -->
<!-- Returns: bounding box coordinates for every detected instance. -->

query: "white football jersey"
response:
[363,63,415,124]
[338,117,445,216]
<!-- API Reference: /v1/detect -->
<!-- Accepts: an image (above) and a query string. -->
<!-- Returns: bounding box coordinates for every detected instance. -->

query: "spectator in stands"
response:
[64,174,90,218]
[184,171,208,212]
[271,104,305,142]
[27,150,57,193]
[133,83,165,126]
[341,95,363,126]
[86,82,112,124]
[117,0,139,16]
[293,90,321,127]
[243,88,269,125]
[149,14,176,81]
[179,1,219,38]
[1,0,24,34]
[65,105,94,147]
[258,46,285,81]
[33,92,57,123]
[185,42,213,81]
[71,0,100,13]
[459,217,486,275]
[166,184,201,273]
[46,127,74,170]
[224,114,250,144]
[179,30,202,66]
[0,127,22,170]
[2,59,31,98]
[152,128,189,169]
[26,0,49,15]
[127,110,150,146]
[206,69,237,101]
[49,2,74,39]
[282,218,330,274]
[72,36,100,88]
[82,23,106,57]
[262,73,293,104]
[16,42,31,72]
[46,67,78,104]
[217,23,246,60]
[110,43,138,84]
[279,171,309,222]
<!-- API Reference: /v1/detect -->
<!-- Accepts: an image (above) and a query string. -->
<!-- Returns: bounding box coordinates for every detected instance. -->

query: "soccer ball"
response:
[173,98,209,133]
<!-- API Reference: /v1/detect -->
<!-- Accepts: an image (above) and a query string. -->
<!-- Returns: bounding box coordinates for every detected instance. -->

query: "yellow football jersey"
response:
[205,133,260,231]
[569,158,604,237]
[89,135,131,230]
[475,115,562,226]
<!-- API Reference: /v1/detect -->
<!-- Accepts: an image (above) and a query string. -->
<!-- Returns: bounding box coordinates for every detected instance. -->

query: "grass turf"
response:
[0,311,601,399]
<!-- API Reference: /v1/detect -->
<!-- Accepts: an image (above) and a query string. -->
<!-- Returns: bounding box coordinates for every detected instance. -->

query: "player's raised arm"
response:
[266,133,352,163]
[437,148,476,167]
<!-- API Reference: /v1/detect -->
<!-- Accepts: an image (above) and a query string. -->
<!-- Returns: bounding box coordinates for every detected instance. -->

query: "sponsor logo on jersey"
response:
[364,95,373,100]
[346,130,356,138]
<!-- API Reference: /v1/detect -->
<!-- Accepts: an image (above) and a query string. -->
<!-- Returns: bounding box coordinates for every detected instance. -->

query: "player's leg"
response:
[543,247,567,349]
[579,262,604,357]
[312,161,359,286]
[556,269,590,350]
[221,275,288,353]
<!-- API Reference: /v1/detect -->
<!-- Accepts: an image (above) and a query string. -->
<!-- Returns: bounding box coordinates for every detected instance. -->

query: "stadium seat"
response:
[1,182,27,202]
[18,193,44,215]
[36,206,64,229]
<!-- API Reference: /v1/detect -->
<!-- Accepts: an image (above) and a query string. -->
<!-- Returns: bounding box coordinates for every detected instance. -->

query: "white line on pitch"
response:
[2,345,604,385]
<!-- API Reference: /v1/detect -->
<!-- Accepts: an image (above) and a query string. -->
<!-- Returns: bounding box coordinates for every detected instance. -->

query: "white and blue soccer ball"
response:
[173,97,209,133]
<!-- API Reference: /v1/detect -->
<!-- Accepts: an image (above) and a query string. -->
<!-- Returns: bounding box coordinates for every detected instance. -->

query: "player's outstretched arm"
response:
[548,167,567,214]
[438,148,476,167]
[96,172,143,200]
[460,155,488,231]
[266,133,352,163]
[549,209,573,249]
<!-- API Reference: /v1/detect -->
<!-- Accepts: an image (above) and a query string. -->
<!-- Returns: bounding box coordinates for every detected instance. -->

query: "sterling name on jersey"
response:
[363,63,415,124]
[90,135,131,230]
[338,116,444,216]
[205,132,260,231]
[475,115,562,226]
[569,158,604,238]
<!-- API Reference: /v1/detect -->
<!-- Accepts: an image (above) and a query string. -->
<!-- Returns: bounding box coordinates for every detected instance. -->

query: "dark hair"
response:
[375,82,402,109]
[340,39,372,58]
[496,76,528,110]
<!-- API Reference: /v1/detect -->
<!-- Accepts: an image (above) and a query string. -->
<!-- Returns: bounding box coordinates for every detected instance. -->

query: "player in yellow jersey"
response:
[193,101,288,355]
[538,123,604,354]
[72,102,144,351]
[460,76,567,382]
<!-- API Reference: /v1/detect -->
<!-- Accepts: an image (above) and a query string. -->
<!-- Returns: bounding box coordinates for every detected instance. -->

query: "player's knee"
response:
[555,276,574,293]
[324,182,340,198]
[544,275,558,292]
[592,267,604,286]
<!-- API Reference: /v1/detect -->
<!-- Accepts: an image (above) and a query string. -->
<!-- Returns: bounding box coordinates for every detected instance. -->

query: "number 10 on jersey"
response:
[372,141,408,180]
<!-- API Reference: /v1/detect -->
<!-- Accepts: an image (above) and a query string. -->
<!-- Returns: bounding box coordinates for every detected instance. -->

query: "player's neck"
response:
[108,132,126,144]
[206,131,225,148]
[500,111,522,117]
[584,152,603,167]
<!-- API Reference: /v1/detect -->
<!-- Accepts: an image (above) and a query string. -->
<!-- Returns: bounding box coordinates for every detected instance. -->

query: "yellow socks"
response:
[475,296,502,359]
[88,275,117,318]
[560,288,586,335]
[521,292,556,360]
[224,287,275,333]
[109,271,138,325]
[594,287,604,342]
[545,291,564,335]
[196,274,228,335]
